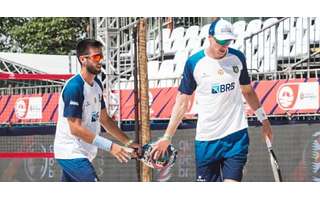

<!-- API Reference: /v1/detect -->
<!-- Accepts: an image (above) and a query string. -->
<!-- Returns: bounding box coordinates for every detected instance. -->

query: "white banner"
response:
[277,82,319,110]
[14,97,42,119]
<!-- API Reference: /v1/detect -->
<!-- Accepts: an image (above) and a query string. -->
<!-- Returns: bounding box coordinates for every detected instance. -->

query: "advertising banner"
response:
[15,97,42,119]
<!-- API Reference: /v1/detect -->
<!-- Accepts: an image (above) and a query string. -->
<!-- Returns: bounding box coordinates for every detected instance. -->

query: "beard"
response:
[86,64,101,75]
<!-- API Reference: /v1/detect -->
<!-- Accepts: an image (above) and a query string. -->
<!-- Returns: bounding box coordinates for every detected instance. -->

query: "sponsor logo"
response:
[196,176,206,182]
[70,101,79,106]
[232,65,239,73]
[91,112,100,122]
[277,86,295,108]
[24,143,49,181]
[221,27,232,33]
[277,82,319,110]
[200,72,210,78]
[15,97,42,119]
[211,82,235,94]
[218,69,224,75]
[15,98,28,118]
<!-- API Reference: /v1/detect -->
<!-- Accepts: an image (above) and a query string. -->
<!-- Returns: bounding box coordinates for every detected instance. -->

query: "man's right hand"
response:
[150,138,171,160]
[110,143,131,163]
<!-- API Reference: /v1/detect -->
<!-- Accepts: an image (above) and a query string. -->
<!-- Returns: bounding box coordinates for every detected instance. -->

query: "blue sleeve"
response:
[101,96,106,110]
[178,59,197,95]
[237,51,251,85]
[94,77,106,110]
[62,83,84,119]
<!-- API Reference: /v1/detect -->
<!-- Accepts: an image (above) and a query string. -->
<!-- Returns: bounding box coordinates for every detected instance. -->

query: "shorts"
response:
[195,128,249,182]
[56,158,99,182]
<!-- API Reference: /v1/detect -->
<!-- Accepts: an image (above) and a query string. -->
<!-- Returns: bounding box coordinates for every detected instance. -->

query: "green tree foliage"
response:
[0,17,89,54]
[0,18,28,51]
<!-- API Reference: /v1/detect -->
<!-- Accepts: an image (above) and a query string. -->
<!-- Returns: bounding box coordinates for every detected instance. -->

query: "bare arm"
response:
[100,108,141,157]
[164,92,193,137]
[241,84,273,140]
[67,117,96,143]
[99,108,131,145]
[240,84,261,111]
[151,92,192,159]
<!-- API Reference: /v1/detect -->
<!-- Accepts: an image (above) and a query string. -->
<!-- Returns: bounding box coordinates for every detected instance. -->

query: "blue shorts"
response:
[195,128,249,182]
[56,158,99,182]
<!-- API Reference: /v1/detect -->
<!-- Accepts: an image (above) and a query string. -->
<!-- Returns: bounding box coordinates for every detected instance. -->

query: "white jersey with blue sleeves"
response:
[179,48,250,141]
[54,74,106,161]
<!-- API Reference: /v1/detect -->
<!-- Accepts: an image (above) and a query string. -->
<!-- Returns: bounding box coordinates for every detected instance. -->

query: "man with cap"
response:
[151,18,273,182]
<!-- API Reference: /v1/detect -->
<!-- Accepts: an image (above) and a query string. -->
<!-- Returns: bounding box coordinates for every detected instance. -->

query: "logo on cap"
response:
[221,27,232,33]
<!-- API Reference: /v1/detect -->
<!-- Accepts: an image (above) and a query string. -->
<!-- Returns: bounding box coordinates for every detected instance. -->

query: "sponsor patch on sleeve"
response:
[70,101,79,106]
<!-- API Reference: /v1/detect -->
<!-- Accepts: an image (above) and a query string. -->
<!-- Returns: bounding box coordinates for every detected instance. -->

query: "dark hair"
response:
[76,39,103,64]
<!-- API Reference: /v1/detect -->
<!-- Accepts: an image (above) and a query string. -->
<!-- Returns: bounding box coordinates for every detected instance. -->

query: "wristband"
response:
[125,139,134,147]
[92,135,113,151]
[162,134,173,141]
[254,107,268,122]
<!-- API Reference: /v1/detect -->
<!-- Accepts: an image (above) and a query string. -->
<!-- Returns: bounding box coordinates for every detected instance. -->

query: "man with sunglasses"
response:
[54,39,140,181]
[151,18,273,182]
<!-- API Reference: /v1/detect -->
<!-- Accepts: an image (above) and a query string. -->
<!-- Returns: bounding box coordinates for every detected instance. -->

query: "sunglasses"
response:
[213,36,232,46]
[83,53,104,62]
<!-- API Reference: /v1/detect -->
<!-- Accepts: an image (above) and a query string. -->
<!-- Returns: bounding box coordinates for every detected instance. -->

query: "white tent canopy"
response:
[0,52,80,74]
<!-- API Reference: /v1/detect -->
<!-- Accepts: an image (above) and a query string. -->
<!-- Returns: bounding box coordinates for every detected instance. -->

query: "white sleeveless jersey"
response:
[54,74,105,161]
[179,48,250,141]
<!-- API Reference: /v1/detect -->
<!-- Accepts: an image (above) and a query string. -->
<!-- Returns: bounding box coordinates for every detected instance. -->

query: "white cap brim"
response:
[214,33,237,41]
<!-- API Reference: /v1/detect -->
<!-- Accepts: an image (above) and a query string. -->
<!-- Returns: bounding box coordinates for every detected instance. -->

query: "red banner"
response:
[0,78,319,124]
[0,73,73,80]
[0,93,59,124]
[120,78,320,120]
[246,78,320,116]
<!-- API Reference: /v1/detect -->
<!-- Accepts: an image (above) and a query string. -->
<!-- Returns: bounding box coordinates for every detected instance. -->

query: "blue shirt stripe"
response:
[178,50,205,95]
[228,48,251,85]
[62,75,84,119]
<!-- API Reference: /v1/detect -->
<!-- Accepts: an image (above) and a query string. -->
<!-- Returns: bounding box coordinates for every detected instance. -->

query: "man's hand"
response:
[110,143,132,163]
[262,119,273,141]
[150,138,171,160]
[127,142,142,159]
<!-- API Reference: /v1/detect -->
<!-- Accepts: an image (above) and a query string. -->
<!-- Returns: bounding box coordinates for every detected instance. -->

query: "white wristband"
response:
[92,135,113,151]
[162,134,173,141]
[254,107,268,122]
